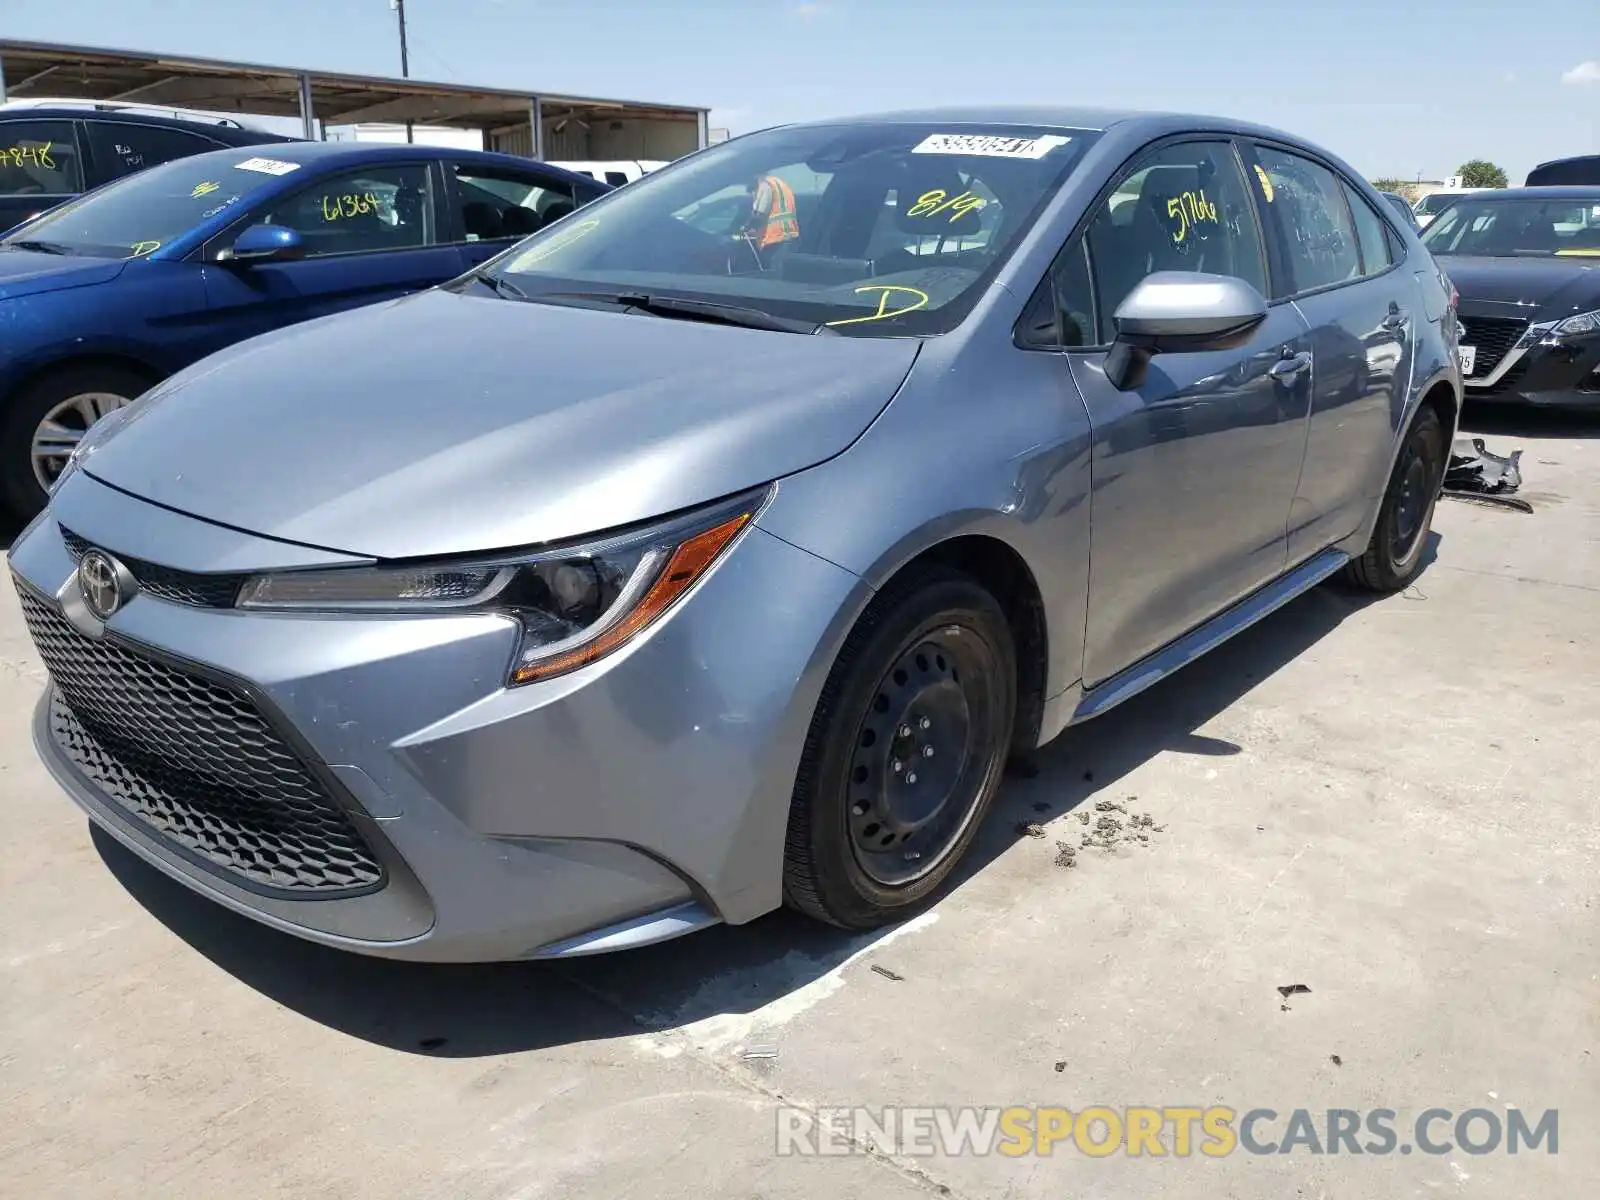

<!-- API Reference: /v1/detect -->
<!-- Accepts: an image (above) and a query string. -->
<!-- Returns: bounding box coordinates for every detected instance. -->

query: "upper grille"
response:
[1458,316,1529,380]
[18,584,384,896]
[59,526,245,608]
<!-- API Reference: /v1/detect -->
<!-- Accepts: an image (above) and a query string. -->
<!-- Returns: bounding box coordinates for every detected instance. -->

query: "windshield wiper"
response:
[6,239,72,255]
[479,273,532,301]
[545,290,833,335]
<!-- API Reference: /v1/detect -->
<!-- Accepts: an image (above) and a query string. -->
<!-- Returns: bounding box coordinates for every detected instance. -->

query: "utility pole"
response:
[391,0,413,144]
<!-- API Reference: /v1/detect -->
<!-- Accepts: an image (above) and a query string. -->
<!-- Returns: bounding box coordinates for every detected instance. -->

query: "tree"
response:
[1371,177,1408,193]
[1456,160,1508,188]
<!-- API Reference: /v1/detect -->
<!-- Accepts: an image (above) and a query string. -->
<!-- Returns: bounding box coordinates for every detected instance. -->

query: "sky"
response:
[2,0,1597,183]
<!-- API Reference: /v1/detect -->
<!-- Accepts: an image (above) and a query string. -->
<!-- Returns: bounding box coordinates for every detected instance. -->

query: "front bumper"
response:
[9,471,867,961]
[1465,330,1600,408]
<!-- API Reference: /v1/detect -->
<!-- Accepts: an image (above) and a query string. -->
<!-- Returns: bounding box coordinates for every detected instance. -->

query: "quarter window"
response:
[1082,141,1266,343]
[452,166,577,242]
[1251,146,1360,295]
[257,165,433,257]
[0,120,82,195]
[1342,182,1393,276]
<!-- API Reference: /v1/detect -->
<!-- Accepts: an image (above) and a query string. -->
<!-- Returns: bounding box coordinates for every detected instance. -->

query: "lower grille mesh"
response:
[18,585,383,895]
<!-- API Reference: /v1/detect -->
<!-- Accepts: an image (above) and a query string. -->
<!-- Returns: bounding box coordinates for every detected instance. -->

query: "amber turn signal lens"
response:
[511,511,752,684]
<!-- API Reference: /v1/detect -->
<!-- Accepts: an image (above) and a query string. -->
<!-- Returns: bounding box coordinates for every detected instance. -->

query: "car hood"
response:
[0,248,127,301]
[1437,254,1600,317]
[78,287,921,559]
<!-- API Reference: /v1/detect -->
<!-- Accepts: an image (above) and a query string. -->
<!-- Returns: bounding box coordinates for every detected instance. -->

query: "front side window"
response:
[1343,183,1393,275]
[1420,196,1600,256]
[453,166,575,242]
[257,164,433,257]
[86,122,220,180]
[1082,140,1266,343]
[1252,146,1360,295]
[0,120,82,196]
[484,122,1097,336]
[0,148,296,257]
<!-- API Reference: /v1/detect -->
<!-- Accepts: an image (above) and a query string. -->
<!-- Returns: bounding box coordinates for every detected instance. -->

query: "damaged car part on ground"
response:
[8,107,1462,961]
[1419,186,1600,410]
[1442,437,1533,513]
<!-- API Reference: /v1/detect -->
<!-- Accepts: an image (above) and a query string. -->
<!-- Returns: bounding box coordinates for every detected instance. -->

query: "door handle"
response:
[1268,350,1312,381]
[1381,305,1410,332]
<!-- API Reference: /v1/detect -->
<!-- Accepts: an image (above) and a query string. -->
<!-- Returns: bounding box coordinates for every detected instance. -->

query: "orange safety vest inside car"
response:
[750,175,800,249]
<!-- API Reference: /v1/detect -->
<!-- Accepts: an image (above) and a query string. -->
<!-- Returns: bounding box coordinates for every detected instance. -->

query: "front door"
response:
[1245,144,1416,560]
[197,161,461,355]
[1060,138,1315,686]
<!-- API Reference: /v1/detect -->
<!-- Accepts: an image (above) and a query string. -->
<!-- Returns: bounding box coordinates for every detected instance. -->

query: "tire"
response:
[0,364,151,521]
[783,566,1017,930]
[1343,405,1448,592]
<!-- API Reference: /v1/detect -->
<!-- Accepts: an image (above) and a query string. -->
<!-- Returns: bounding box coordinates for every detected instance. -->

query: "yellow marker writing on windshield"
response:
[906,189,987,223]
[127,241,162,258]
[826,285,931,327]
[191,180,220,198]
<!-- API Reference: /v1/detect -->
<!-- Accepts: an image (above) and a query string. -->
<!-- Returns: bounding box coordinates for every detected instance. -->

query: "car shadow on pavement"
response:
[90,536,1435,1058]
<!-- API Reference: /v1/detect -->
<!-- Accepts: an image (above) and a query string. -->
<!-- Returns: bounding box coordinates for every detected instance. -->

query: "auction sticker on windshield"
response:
[912,133,1071,159]
[233,157,300,176]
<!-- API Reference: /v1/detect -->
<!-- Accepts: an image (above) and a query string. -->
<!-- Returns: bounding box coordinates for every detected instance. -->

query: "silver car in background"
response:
[8,107,1460,961]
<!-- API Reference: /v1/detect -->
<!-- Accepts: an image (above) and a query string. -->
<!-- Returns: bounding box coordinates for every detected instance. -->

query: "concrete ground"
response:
[1,406,1595,1199]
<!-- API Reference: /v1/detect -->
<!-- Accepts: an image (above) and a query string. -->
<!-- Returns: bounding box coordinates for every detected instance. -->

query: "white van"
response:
[1412,187,1485,229]
[550,160,668,188]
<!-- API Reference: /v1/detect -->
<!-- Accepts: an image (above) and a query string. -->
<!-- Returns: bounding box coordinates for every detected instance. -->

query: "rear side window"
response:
[1252,146,1360,295]
[0,120,82,195]
[452,165,576,242]
[1081,140,1266,343]
[1343,183,1394,275]
[86,122,221,181]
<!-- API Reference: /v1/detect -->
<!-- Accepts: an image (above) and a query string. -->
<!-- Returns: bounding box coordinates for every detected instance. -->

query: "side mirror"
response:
[219,224,305,265]
[1104,272,1269,391]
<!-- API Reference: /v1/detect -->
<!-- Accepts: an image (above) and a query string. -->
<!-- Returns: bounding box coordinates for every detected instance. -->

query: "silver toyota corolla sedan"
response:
[8,107,1461,961]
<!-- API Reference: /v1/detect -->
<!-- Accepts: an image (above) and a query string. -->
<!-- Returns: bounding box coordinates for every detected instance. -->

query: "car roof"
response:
[1458,185,1600,201]
[0,105,292,145]
[178,139,595,181]
[788,105,1311,143]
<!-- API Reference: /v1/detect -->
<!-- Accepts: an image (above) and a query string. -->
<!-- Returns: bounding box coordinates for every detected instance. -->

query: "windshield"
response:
[1420,196,1600,257]
[483,122,1096,336]
[0,149,300,258]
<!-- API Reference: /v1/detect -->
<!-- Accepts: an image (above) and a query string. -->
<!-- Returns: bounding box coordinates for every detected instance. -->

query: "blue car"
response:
[0,141,609,518]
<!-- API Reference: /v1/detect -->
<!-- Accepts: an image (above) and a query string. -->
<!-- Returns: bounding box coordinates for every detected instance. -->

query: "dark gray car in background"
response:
[8,106,1462,961]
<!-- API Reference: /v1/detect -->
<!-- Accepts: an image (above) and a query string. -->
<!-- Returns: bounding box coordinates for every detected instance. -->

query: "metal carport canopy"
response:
[0,38,710,157]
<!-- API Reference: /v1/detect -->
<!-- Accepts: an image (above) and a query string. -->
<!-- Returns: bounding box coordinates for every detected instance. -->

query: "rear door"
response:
[442,160,603,270]
[1052,137,1315,686]
[197,160,461,355]
[1244,143,1414,560]
[0,118,85,230]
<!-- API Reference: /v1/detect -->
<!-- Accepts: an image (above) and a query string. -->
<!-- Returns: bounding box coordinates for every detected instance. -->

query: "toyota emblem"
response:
[77,550,128,620]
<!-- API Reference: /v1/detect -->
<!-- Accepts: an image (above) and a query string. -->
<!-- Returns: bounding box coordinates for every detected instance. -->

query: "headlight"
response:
[1552,308,1600,338]
[237,488,768,686]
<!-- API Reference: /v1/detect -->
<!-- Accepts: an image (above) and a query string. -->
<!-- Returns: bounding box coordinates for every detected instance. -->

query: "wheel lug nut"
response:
[922,745,934,758]
[906,772,918,784]
[891,759,904,773]
[898,724,912,738]
[852,802,868,816]
[919,717,931,730]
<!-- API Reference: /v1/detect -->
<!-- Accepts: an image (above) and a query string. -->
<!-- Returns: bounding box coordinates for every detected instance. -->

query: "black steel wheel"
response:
[1345,405,1448,592]
[783,566,1016,929]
